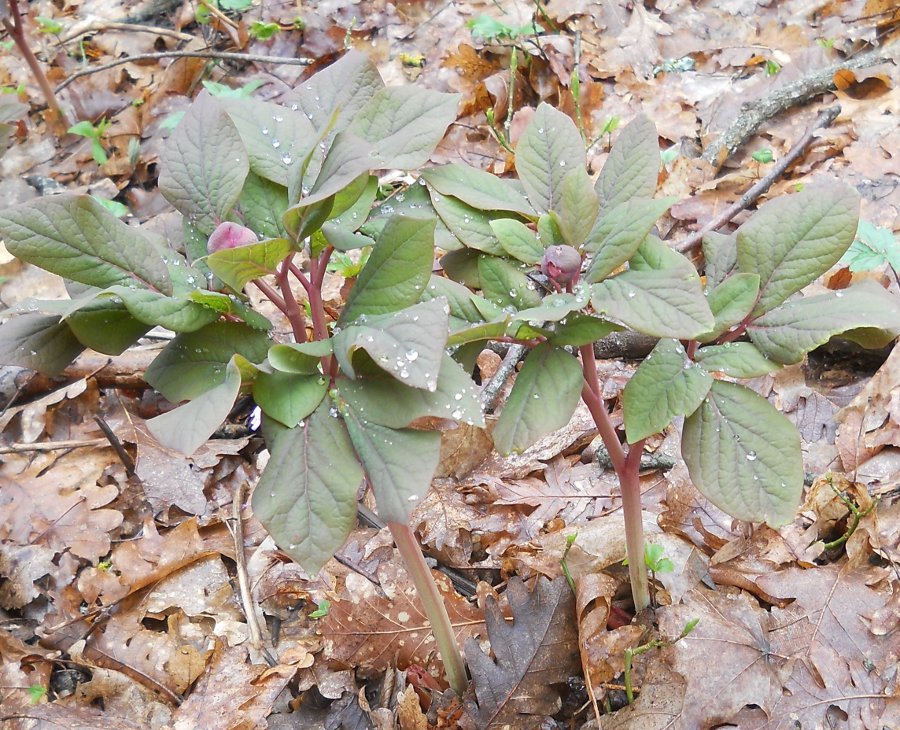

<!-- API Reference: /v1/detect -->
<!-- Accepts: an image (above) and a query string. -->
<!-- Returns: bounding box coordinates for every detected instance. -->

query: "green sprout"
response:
[68,118,111,165]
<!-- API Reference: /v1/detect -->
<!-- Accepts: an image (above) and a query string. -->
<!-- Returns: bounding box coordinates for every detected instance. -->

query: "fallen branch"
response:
[702,43,895,167]
[59,21,195,44]
[55,49,314,93]
[675,105,841,253]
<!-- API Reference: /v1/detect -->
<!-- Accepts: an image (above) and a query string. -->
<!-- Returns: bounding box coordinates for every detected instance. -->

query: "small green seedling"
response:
[765,59,781,76]
[249,21,281,41]
[36,17,64,35]
[560,532,578,592]
[752,148,774,164]
[309,599,331,619]
[68,118,111,164]
[623,617,698,703]
[202,79,264,99]
[28,685,48,704]
[840,220,900,276]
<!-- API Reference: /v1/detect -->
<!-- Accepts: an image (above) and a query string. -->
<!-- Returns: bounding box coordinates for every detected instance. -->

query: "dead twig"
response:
[0,437,108,454]
[230,481,277,666]
[59,21,195,44]
[54,50,314,93]
[703,43,894,167]
[675,105,842,254]
[480,343,526,411]
[94,415,136,476]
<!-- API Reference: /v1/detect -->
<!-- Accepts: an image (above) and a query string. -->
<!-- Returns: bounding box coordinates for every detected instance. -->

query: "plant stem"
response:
[579,344,651,612]
[504,46,517,145]
[387,521,468,695]
[277,255,307,343]
[3,0,68,131]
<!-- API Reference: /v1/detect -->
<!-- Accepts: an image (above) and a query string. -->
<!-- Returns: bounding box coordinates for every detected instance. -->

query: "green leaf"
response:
[445,318,511,347]
[431,193,506,255]
[218,98,314,187]
[736,181,860,316]
[207,238,292,292]
[341,404,442,522]
[282,50,384,133]
[336,354,483,429]
[513,289,590,323]
[147,357,242,455]
[702,232,737,289]
[514,103,585,214]
[349,86,460,169]
[145,322,269,401]
[559,166,599,247]
[840,219,900,272]
[478,255,543,311]
[747,281,900,364]
[0,194,171,293]
[268,339,332,373]
[584,197,675,281]
[422,275,486,327]
[340,215,436,323]
[421,164,534,216]
[440,248,482,288]
[595,114,659,211]
[694,343,782,377]
[699,272,760,341]
[591,269,714,339]
[295,131,374,210]
[0,313,84,376]
[110,287,220,332]
[252,402,363,574]
[239,172,289,240]
[202,79,263,99]
[333,299,449,389]
[681,380,803,526]
[629,234,695,274]
[537,212,565,247]
[622,339,713,443]
[66,300,150,354]
[253,371,327,427]
[548,312,622,346]
[490,219,543,264]
[492,343,582,454]
[159,93,248,235]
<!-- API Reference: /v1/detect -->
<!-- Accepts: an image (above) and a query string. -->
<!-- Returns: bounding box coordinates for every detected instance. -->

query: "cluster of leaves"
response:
[407,104,899,526]
[1,50,898,585]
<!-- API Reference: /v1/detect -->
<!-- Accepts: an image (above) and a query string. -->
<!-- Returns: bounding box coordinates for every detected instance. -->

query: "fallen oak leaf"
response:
[462,576,579,729]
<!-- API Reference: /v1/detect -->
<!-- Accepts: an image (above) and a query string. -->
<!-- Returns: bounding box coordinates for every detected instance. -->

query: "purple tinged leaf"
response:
[206,221,260,253]
[541,244,582,284]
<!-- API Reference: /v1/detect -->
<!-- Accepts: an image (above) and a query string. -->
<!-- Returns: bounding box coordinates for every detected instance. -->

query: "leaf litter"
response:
[1,0,899,727]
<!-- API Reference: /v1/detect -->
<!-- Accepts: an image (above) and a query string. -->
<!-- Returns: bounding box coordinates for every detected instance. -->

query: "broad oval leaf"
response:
[219,98,314,187]
[512,289,590,323]
[159,92,249,235]
[145,322,270,402]
[736,180,860,316]
[336,354,483,429]
[699,272,760,341]
[492,343,582,454]
[252,402,364,574]
[340,215,436,324]
[253,371,328,427]
[269,339,332,373]
[595,114,659,211]
[431,193,506,255]
[590,268,714,339]
[147,356,242,456]
[629,234,695,274]
[0,194,171,293]
[548,312,622,346]
[559,166,599,247]
[478,255,543,311]
[333,299,449,390]
[694,343,782,377]
[584,197,675,281]
[421,163,534,217]
[282,50,384,133]
[681,380,803,526]
[622,339,713,443]
[491,219,544,264]
[349,86,460,169]
[110,287,220,333]
[0,313,84,376]
[207,238,292,292]
[703,231,737,289]
[514,104,585,214]
[341,404,442,523]
[239,172,289,240]
[66,301,151,355]
[747,281,900,364]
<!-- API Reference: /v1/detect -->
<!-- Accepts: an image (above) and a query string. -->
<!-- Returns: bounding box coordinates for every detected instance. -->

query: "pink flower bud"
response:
[207,222,259,254]
[541,244,581,284]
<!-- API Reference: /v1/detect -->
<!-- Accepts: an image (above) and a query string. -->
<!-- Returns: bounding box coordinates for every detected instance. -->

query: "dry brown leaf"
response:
[320,560,484,677]
[462,576,579,729]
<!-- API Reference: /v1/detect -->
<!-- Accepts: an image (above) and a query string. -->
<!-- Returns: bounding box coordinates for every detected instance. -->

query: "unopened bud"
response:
[207,222,259,254]
[541,244,581,284]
